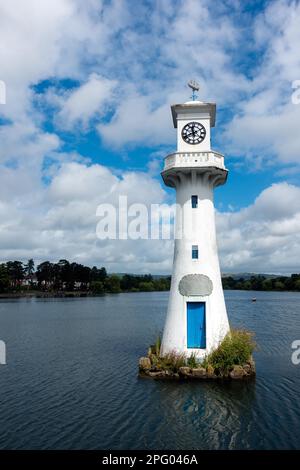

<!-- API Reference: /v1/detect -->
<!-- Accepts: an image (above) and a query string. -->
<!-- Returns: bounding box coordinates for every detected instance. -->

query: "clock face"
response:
[181,122,206,145]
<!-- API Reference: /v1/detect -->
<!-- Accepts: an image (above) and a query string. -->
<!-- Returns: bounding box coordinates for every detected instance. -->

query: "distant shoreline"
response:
[0,291,93,299]
[1,260,299,296]
[1,288,300,299]
[0,290,168,299]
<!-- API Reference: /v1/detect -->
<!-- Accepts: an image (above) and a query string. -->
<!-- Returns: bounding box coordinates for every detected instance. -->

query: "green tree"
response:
[25,259,35,276]
[250,275,265,291]
[243,280,252,290]
[274,281,285,291]
[0,264,10,292]
[138,281,155,292]
[90,281,105,294]
[90,266,107,283]
[76,264,91,290]
[262,279,273,291]
[153,277,171,291]
[6,261,25,287]
[291,274,300,291]
[105,275,121,293]
[57,259,72,289]
[36,261,54,289]
[98,267,107,281]
[25,259,35,286]
[294,279,300,291]
[222,276,236,290]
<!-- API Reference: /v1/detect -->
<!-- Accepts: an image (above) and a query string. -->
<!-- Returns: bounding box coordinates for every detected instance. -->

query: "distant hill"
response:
[111,273,170,279]
[113,272,281,279]
[221,273,281,280]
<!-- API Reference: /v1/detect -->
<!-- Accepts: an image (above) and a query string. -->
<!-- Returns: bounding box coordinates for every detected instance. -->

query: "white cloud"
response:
[98,93,173,148]
[57,74,117,129]
[96,0,252,147]
[0,121,60,167]
[0,0,127,156]
[1,0,298,159]
[224,0,300,166]
[0,160,172,272]
[0,157,299,275]
[217,183,300,274]
[0,0,299,274]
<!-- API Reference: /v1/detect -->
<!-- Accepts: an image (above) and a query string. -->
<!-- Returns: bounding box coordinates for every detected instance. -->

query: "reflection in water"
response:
[0,290,300,449]
[146,380,256,449]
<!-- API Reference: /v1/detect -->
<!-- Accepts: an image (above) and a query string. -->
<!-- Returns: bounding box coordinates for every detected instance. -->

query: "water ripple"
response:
[0,291,300,449]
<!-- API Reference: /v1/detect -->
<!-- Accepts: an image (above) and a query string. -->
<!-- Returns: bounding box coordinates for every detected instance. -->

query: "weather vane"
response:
[187,79,200,101]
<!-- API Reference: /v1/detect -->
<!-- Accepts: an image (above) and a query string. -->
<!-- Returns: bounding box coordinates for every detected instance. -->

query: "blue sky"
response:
[0,0,300,274]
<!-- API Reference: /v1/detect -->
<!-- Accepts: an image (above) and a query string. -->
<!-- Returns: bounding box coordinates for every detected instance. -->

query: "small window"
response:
[191,195,198,208]
[192,245,198,259]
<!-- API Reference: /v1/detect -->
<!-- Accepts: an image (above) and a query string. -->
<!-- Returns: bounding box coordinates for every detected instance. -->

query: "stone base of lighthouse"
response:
[138,354,256,380]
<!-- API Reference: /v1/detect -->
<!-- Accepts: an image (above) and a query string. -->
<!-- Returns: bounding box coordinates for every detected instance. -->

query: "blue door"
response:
[187,302,206,348]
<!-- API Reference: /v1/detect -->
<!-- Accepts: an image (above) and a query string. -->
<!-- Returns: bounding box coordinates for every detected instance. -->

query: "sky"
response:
[0,0,300,274]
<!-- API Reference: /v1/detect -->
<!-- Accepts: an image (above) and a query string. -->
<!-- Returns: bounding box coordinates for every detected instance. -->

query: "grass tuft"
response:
[154,335,161,357]
[155,351,186,372]
[201,329,256,375]
[187,352,199,369]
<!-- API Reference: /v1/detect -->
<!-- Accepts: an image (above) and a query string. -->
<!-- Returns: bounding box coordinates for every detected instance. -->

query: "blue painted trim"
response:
[187,301,206,349]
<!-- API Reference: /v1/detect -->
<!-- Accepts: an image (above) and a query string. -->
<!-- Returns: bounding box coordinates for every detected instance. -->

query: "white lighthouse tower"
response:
[160,83,230,360]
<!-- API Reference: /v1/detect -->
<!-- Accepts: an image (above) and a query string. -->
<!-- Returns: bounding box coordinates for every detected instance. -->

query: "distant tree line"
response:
[0,259,171,294]
[1,260,299,295]
[222,274,300,292]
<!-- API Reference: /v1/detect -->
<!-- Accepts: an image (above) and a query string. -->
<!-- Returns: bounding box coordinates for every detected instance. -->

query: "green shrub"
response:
[158,351,186,372]
[202,329,255,375]
[187,352,199,369]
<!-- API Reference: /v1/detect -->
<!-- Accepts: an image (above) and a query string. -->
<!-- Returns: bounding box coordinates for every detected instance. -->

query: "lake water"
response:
[0,290,300,450]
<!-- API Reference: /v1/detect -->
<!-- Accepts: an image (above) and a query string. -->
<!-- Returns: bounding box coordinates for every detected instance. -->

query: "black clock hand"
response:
[191,125,197,136]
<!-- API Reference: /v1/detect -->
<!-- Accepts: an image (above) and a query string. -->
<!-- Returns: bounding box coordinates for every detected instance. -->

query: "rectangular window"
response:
[191,195,198,208]
[192,245,198,259]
